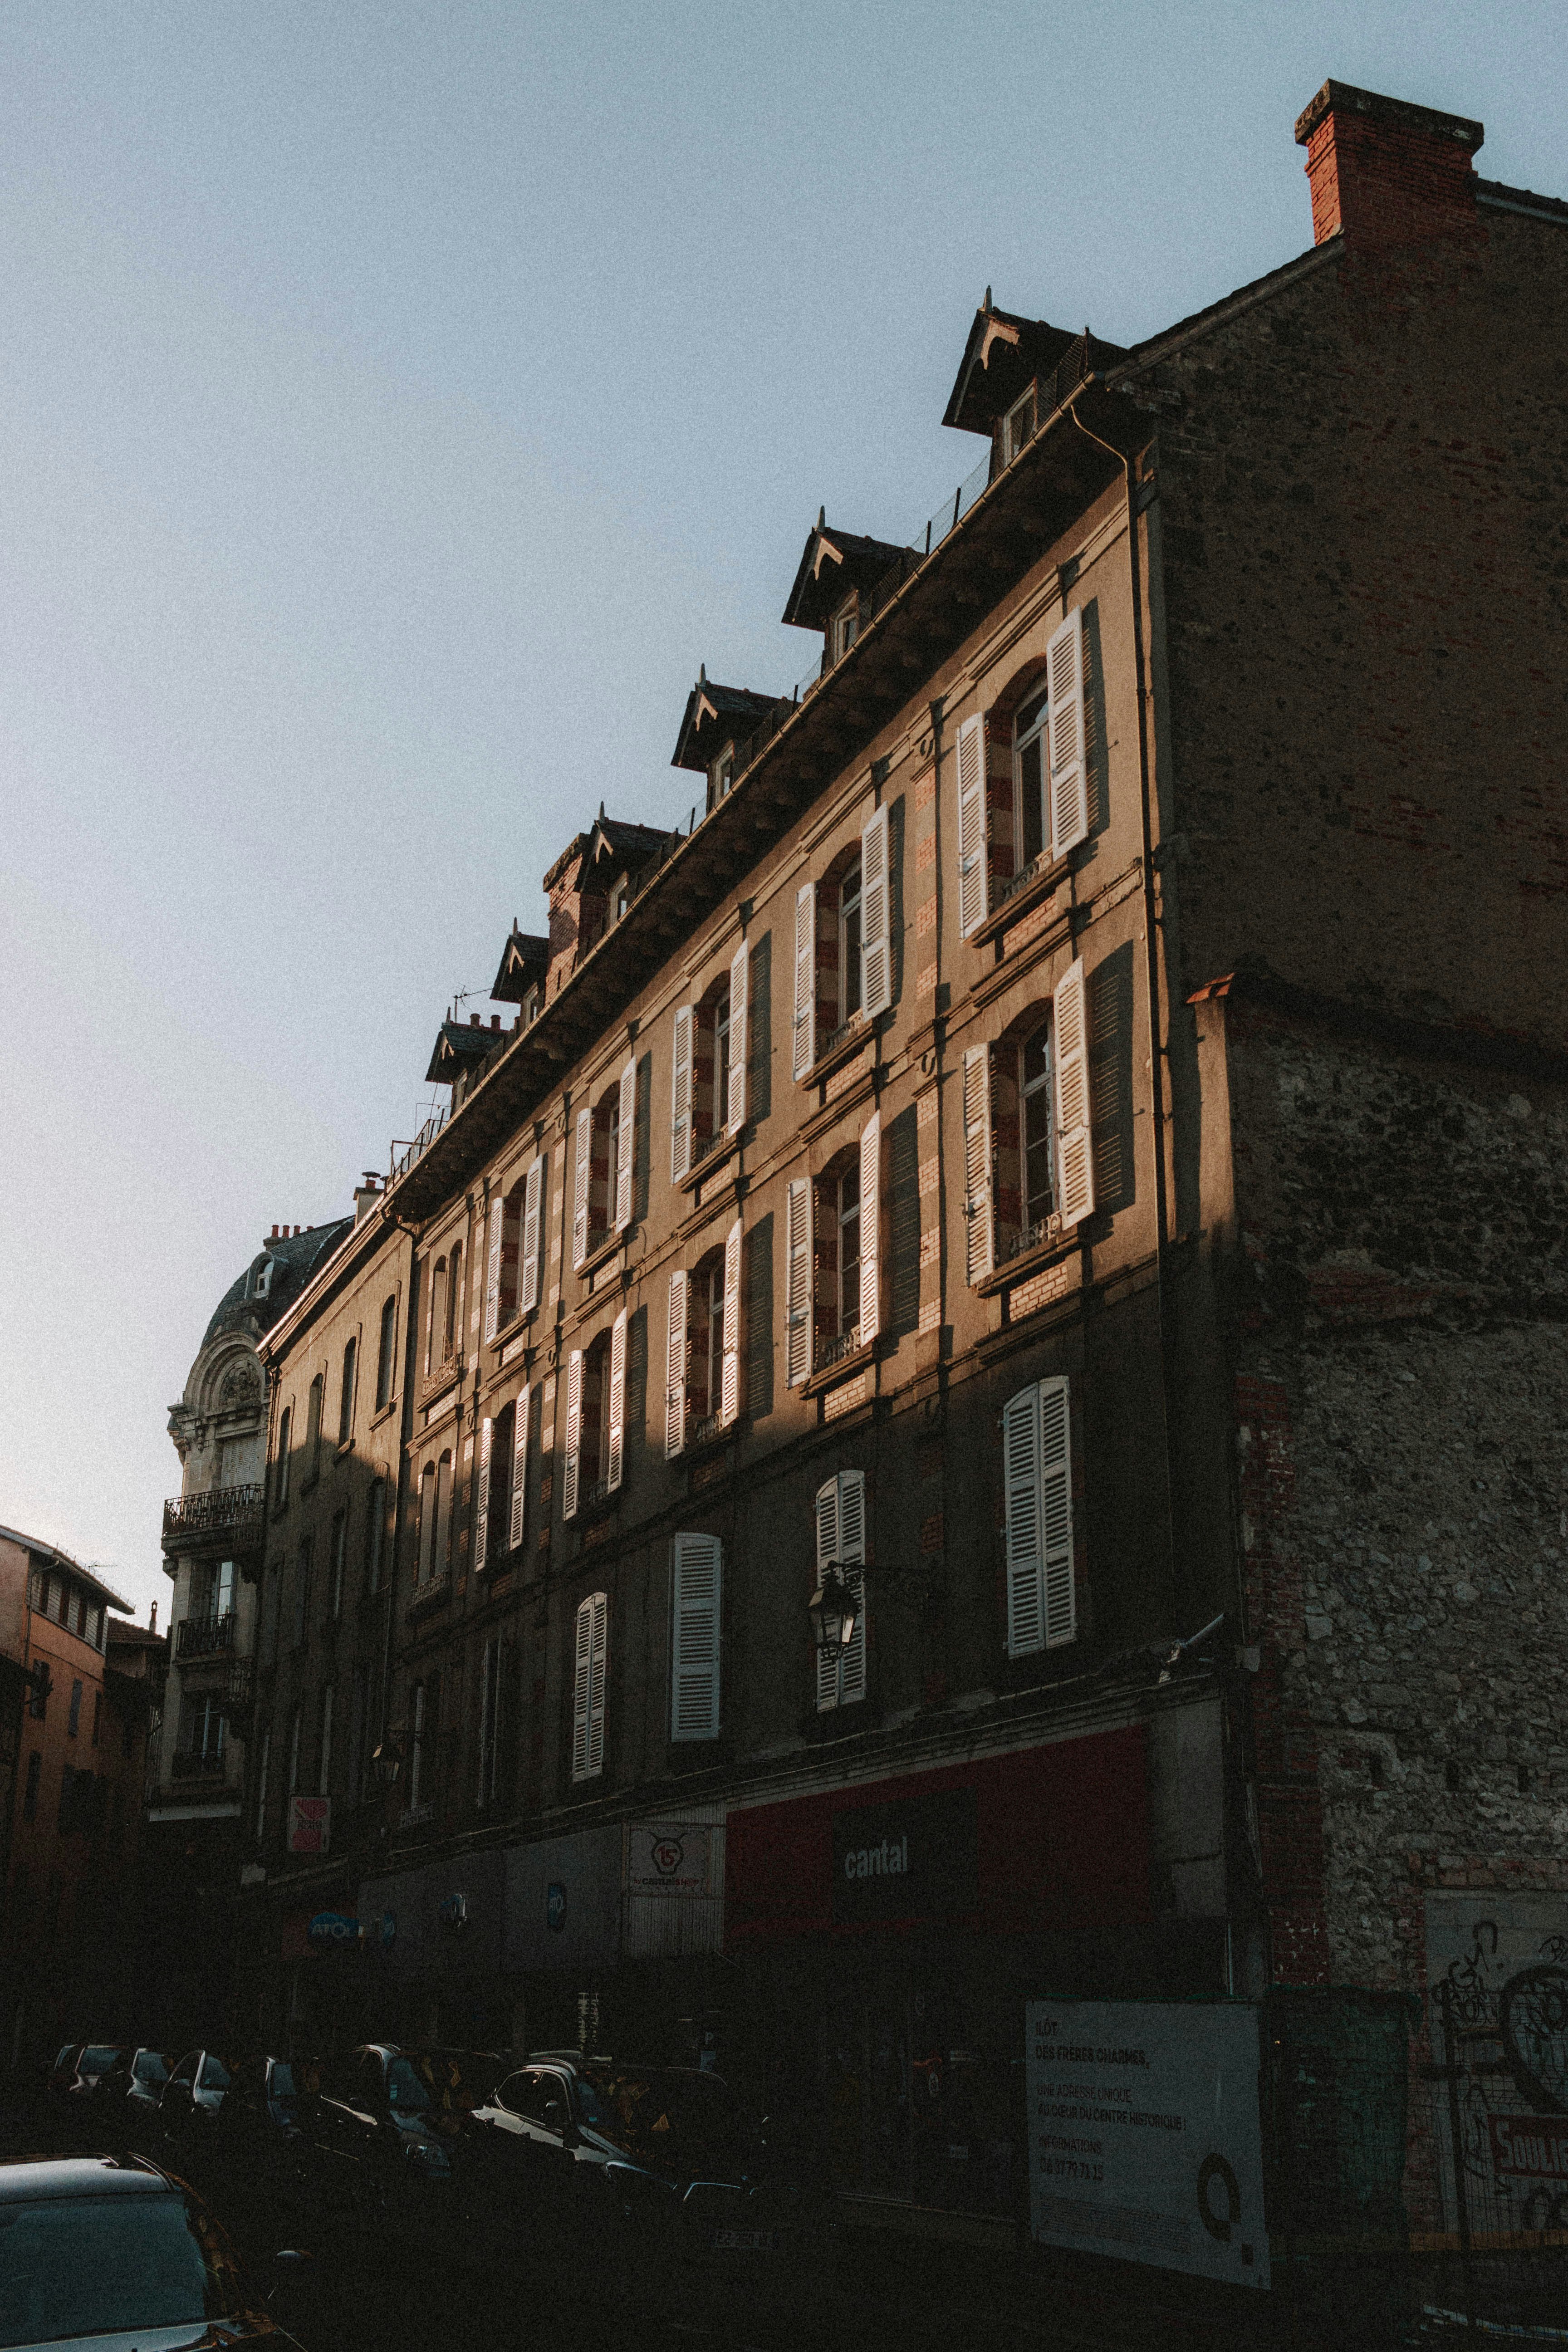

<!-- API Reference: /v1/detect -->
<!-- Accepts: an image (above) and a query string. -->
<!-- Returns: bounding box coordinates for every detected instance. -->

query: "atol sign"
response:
[307,1912,360,1949]
[288,1797,330,1855]
[1490,2114,1568,2181]
[830,1786,977,1927]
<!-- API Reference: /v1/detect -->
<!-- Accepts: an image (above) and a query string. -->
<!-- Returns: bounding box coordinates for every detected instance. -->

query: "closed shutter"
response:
[792,882,816,1078]
[665,1269,688,1456]
[607,1310,627,1492]
[586,1592,608,1777]
[563,1349,583,1520]
[785,1180,810,1386]
[571,1597,593,1781]
[473,1416,493,1574]
[815,1470,867,1711]
[615,1060,637,1228]
[671,1004,694,1179]
[670,1533,721,1741]
[858,1112,881,1343]
[483,1198,504,1343]
[572,1106,592,1268]
[720,1218,743,1425]
[963,1045,994,1283]
[1052,959,1095,1225]
[520,1156,544,1313]
[860,805,891,1016]
[509,1384,530,1550]
[727,940,749,1133]
[1046,606,1088,857]
[956,712,987,936]
[1003,1377,1074,1654]
[1039,1375,1075,1646]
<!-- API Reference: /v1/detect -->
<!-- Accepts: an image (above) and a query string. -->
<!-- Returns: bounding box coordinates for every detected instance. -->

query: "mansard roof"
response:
[781,515,911,633]
[490,926,550,1004]
[201,1219,354,1352]
[671,672,789,772]
[542,816,672,897]
[941,301,1086,436]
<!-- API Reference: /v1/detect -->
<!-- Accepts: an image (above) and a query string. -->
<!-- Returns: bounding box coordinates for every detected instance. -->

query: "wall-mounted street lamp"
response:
[808,1565,858,1658]
[371,1730,405,1790]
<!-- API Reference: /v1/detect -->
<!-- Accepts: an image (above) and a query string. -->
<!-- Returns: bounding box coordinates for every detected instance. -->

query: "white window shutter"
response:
[1052,959,1095,1225]
[483,1199,504,1343]
[670,1533,721,1741]
[956,713,987,936]
[572,1598,593,1781]
[563,1349,583,1520]
[509,1384,530,1550]
[474,1416,493,1574]
[671,1003,694,1179]
[615,1060,637,1229]
[792,882,816,1078]
[587,1592,608,1776]
[665,1269,688,1456]
[1046,606,1088,857]
[785,1179,811,1387]
[963,1045,994,1283]
[727,940,749,1134]
[607,1309,627,1492]
[520,1156,544,1313]
[572,1106,592,1268]
[1040,1375,1075,1646]
[858,1113,881,1343]
[860,805,891,1017]
[720,1218,743,1425]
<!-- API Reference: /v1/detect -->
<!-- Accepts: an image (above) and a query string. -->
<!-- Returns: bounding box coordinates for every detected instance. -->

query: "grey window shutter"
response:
[474,1416,492,1574]
[815,1471,867,1710]
[572,1597,593,1781]
[572,1106,592,1269]
[860,805,892,1016]
[792,883,816,1078]
[483,1198,504,1343]
[615,1059,637,1229]
[727,941,749,1134]
[520,1155,544,1313]
[1046,607,1088,857]
[963,1045,994,1283]
[785,1180,810,1387]
[956,713,987,936]
[1039,1375,1075,1646]
[670,1533,721,1741]
[586,1592,608,1776]
[858,1112,881,1343]
[671,1004,694,1180]
[720,1218,742,1426]
[508,1383,530,1550]
[665,1269,688,1456]
[1052,959,1094,1225]
[563,1349,583,1521]
[607,1309,627,1493]
[813,1475,841,1715]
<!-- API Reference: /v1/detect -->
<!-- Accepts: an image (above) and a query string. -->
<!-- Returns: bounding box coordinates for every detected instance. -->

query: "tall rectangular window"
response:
[339,1337,358,1444]
[376,1295,397,1409]
[22,1753,40,1823]
[68,1681,83,1739]
[329,1512,347,1618]
[294,1539,313,1649]
[366,1479,385,1597]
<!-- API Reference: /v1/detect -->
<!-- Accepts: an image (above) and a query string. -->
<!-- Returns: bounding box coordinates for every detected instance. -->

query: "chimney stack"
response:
[1294,81,1482,250]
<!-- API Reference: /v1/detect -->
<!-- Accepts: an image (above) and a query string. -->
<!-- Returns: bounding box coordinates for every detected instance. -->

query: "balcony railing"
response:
[689,1411,722,1449]
[170,1749,227,1781]
[389,1108,448,1190]
[176,1612,236,1662]
[995,1214,1064,1269]
[583,1474,615,1510]
[162,1485,265,1548]
[813,1325,863,1377]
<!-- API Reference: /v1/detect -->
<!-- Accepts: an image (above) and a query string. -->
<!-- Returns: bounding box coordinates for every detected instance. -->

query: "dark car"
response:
[59,2046,128,2146]
[121,2048,172,2141]
[158,2049,231,2157]
[41,2045,82,2115]
[301,2045,505,2249]
[201,2057,316,2253]
[0,2150,302,2352]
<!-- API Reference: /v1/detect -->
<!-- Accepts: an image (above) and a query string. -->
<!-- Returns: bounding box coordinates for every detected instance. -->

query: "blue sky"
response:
[2,1,1560,1624]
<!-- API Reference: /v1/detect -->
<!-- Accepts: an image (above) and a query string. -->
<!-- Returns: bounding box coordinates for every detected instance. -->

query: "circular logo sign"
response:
[651,1836,685,1878]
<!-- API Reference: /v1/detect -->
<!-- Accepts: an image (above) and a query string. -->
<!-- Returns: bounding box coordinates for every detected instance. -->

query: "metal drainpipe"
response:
[1065,394,1185,1630]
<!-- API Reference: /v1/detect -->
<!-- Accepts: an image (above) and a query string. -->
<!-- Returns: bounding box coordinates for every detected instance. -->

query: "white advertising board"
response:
[1026,1999,1269,2288]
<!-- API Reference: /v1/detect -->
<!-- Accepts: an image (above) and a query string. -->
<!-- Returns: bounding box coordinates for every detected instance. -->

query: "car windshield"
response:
[52,2048,78,2074]
[199,2058,230,2092]
[572,2068,752,2162]
[0,2190,239,2348]
[269,2062,295,2100]
[80,2046,121,2075]
[388,2051,502,2120]
[134,2053,169,2084]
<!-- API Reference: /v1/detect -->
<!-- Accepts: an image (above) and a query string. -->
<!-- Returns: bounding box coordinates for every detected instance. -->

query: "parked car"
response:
[121,2048,172,2142]
[157,2048,231,2158]
[0,2151,304,2352]
[41,2044,82,2112]
[76,2048,172,2153]
[200,2056,316,2253]
[299,2045,505,2250]
[58,2046,128,2146]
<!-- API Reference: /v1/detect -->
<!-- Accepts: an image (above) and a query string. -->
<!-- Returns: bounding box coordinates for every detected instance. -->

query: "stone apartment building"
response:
[0,1527,158,2070]
[238,81,1567,2247]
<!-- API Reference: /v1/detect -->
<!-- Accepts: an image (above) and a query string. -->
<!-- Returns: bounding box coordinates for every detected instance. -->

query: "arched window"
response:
[791,812,890,1080]
[338,1337,357,1445]
[1013,676,1049,874]
[478,1400,515,1573]
[305,1374,324,1476]
[687,1245,726,1441]
[564,1317,626,1514]
[375,1295,397,1409]
[274,1408,292,1508]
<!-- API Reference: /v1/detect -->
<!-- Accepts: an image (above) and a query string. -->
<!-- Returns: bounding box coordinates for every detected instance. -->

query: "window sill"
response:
[970,851,1070,947]
[568,1480,622,1529]
[335,1439,355,1461]
[478,1543,523,1583]
[370,1400,397,1429]
[976,1224,1076,1298]
[802,1010,877,1086]
[573,1231,624,1281]
[407,1575,451,1622]
[803,1334,877,1399]
[421,1356,464,1406]
[678,1130,738,1195]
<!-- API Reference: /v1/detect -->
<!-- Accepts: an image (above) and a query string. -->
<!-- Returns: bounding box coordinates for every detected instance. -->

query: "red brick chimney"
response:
[1294,81,1483,249]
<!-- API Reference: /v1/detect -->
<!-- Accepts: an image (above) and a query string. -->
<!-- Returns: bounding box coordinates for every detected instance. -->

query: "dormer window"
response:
[615,883,629,922]
[1002,383,1037,466]
[252,1259,274,1303]
[831,598,859,666]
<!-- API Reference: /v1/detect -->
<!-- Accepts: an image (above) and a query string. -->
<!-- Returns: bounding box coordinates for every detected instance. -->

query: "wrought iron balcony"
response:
[162,1485,264,1551]
[689,1411,722,1449]
[813,1325,863,1376]
[995,1213,1064,1270]
[176,1612,236,1662]
[170,1749,227,1781]
[389,1108,448,1190]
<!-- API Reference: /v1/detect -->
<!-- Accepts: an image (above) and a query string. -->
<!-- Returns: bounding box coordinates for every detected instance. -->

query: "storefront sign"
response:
[1026,1999,1269,2289]
[1490,2115,1568,2181]
[830,1787,977,1926]
[288,1797,330,1855]
[504,1826,623,1973]
[628,1824,711,1898]
[307,1912,360,1947]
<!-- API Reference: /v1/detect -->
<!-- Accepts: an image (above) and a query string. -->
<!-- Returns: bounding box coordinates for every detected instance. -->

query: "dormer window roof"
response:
[425,1015,505,1088]
[671,668,788,774]
[781,512,908,635]
[490,924,550,1005]
[941,298,1126,437]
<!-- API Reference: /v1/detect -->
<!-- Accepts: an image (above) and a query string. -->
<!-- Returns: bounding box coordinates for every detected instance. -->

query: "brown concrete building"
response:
[0,1528,159,2071]
[240,80,1567,2259]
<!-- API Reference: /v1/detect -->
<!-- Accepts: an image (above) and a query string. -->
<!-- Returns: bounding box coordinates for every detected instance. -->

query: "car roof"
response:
[0,2155,178,2202]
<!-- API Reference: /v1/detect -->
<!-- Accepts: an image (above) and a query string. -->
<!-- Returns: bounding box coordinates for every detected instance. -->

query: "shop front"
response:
[359,1846,507,2049]
[724,1725,1218,2225]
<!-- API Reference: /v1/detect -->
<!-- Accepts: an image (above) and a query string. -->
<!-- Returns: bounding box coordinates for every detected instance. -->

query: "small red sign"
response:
[288,1796,331,1855]
[1490,2115,1568,2181]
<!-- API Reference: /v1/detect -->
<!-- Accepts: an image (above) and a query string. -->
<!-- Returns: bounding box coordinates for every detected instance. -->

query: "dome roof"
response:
[201,1219,354,1353]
